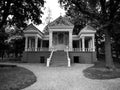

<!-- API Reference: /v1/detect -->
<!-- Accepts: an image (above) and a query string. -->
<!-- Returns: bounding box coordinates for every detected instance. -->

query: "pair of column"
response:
[80,36,95,52]
[49,31,73,51]
[25,36,38,51]
[78,37,85,51]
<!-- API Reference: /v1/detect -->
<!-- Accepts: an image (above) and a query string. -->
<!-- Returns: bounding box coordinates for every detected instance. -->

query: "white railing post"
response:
[68,58,71,67]
[46,49,54,67]
[47,58,50,67]
[66,46,71,67]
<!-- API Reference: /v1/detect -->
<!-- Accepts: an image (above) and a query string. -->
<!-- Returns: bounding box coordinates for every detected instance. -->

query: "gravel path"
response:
[2,63,120,90]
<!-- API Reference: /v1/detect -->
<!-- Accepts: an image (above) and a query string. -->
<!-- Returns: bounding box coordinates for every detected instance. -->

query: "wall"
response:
[69,52,97,64]
[22,51,96,64]
[22,51,50,63]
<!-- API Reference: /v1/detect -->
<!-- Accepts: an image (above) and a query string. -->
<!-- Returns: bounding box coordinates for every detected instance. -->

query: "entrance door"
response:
[53,32,69,50]
[55,33,65,50]
[58,33,64,44]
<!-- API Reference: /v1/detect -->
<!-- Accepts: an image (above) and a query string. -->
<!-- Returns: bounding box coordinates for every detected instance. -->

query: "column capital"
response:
[35,36,38,38]
[81,36,85,39]
[69,30,72,33]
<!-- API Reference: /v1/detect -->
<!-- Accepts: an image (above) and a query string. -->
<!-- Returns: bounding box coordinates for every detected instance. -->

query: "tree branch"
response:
[71,0,100,21]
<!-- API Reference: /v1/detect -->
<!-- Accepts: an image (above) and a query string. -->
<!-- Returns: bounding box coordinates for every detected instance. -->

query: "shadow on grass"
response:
[0,65,36,90]
[83,61,120,80]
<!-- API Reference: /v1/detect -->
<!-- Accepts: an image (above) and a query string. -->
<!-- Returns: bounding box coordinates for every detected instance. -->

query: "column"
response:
[35,36,38,51]
[92,35,95,51]
[29,38,31,50]
[25,37,28,51]
[79,39,82,51]
[82,37,85,51]
[69,31,72,51]
[40,40,43,48]
[49,31,53,51]
[88,39,92,51]
[56,32,58,44]
[90,39,92,51]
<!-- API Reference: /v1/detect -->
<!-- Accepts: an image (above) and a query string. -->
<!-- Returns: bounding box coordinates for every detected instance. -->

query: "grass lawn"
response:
[0,65,36,90]
[83,61,120,80]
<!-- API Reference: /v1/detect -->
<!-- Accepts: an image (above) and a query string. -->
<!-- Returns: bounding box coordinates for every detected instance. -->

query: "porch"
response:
[24,35,95,52]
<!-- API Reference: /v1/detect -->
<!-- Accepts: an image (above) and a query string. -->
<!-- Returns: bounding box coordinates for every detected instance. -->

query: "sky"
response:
[36,0,65,31]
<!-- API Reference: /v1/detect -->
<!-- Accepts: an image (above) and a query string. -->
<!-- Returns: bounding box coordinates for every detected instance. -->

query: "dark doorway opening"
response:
[74,56,79,63]
[40,56,45,63]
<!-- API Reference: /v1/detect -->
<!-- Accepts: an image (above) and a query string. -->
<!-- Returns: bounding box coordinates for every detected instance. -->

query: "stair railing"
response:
[66,46,71,67]
[46,47,54,67]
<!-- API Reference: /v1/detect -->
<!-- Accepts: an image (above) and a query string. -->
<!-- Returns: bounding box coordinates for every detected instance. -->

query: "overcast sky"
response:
[36,0,65,31]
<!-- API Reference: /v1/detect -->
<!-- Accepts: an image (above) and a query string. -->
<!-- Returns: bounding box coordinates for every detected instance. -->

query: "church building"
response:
[22,16,96,67]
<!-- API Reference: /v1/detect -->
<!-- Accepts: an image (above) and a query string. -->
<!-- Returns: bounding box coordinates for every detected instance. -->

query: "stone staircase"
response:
[50,51,68,66]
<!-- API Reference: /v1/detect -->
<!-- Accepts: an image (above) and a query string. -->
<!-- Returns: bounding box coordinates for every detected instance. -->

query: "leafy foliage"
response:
[59,0,120,68]
[0,0,45,29]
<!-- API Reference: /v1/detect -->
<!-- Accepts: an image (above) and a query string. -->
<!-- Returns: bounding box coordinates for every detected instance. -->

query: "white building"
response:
[22,16,96,67]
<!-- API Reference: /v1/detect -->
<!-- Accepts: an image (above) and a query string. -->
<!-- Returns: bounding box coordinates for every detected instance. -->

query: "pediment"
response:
[48,16,74,29]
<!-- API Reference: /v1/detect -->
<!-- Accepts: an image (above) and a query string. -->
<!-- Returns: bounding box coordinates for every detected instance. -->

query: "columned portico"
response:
[48,23,73,51]
[24,34,95,52]
[22,18,96,64]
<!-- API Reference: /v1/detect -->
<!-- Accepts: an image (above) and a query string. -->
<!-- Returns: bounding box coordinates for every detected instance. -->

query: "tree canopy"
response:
[59,0,120,69]
[0,0,45,29]
[59,0,120,28]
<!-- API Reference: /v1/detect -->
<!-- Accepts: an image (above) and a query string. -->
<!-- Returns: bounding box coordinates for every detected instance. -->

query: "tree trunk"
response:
[104,29,115,69]
[95,34,99,59]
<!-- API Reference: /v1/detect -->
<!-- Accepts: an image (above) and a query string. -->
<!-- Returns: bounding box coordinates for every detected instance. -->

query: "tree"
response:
[0,0,45,30]
[59,0,120,69]
[0,27,9,60]
[6,26,24,58]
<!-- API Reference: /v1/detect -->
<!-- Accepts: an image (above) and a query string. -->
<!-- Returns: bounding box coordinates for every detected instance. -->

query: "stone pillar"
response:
[49,31,53,51]
[25,37,28,51]
[35,36,38,51]
[69,31,72,51]
[92,35,95,51]
[82,37,85,51]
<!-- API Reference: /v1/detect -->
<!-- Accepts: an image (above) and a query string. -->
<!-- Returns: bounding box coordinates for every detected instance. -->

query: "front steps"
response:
[50,51,68,66]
